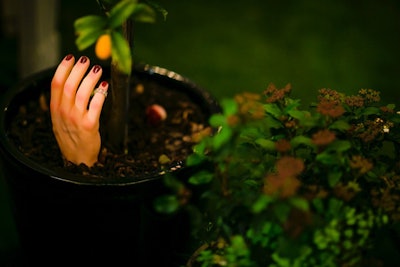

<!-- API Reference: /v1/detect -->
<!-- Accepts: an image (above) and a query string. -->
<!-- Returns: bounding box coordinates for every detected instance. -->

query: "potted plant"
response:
[73,0,169,154]
[0,0,220,266]
[156,84,400,266]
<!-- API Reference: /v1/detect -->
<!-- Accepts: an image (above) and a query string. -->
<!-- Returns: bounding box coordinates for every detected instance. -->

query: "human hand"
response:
[50,54,108,167]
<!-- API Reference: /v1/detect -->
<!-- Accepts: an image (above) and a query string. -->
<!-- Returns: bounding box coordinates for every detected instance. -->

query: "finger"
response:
[60,56,90,107]
[87,81,109,125]
[75,65,102,111]
[50,54,75,109]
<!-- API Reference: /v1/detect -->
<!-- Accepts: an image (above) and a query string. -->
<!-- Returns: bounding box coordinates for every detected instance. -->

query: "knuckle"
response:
[51,77,62,89]
[75,92,85,105]
[63,82,75,94]
[59,106,72,120]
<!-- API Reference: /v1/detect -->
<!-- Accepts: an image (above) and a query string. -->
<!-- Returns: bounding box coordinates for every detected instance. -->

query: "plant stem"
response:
[104,20,132,154]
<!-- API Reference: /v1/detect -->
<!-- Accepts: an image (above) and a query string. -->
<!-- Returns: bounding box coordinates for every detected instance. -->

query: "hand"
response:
[50,54,108,167]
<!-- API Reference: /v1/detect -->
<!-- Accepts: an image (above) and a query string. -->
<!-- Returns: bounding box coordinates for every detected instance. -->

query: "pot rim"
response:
[0,64,220,187]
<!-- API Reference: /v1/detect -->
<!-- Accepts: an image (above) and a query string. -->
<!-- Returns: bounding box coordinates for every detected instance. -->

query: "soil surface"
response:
[7,74,213,181]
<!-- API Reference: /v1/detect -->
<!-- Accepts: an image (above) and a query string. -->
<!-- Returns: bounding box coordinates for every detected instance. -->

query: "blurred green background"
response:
[1,0,400,264]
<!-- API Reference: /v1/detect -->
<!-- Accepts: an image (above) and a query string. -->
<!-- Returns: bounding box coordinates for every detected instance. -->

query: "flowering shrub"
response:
[156,84,400,266]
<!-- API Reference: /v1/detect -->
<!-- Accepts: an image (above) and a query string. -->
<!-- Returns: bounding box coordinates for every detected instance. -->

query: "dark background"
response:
[1,0,400,264]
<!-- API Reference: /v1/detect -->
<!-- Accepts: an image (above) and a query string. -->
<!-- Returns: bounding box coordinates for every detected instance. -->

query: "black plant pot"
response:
[0,65,220,266]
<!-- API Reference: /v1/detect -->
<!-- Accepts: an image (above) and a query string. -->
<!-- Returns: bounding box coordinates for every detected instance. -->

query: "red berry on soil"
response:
[146,104,167,125]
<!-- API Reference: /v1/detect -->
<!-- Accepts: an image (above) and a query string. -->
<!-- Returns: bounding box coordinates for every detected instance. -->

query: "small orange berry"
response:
[95,34,112,60]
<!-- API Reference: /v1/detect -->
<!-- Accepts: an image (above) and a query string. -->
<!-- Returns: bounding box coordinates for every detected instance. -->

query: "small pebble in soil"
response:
[135,83,144,94]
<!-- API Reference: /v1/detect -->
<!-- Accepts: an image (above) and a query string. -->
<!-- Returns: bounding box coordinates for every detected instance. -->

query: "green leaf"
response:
[209,114,227,127]
[287,109,307,120]
[212,127,232,149]
[290,135,313,148]
[328,171,342,187]
[387,103,396,110]
[328,198,343,215]
[132,3,157,23]
[265,116,284,129]
[240,127,263,140]
[255,138,276,150]
[193,141,206,155]
[299,114,320,127]
[271,252,291,267]
[75,28,105,51]
[289,197,309,211]
[188,171,213,185]
[109,0,138,29]
[329,120,351,131]
[244,179,259,187]
[283,98,301,112]
[186,153,205,167]
[96,0,121,12]
[312,198,324,213]
[145,0,168,20]
[316,152,340,165]
[74,15,107,33]
[252,195,274,213]
[221,98,238,116]
[154,195,180,214]
[264,103,282,118]
[361,107,381,116]
[111,31,132,74]
[163,175,183,191]
[328,140,352,152]
[391,115,400,124]
[274,203,291,223]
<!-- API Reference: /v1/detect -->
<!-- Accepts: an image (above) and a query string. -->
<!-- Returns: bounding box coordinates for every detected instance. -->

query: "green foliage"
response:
[110,30,132,73]
[74,0,165,74]
[157,85,400,266]
[153,194,180,214]
[74,16,108,51]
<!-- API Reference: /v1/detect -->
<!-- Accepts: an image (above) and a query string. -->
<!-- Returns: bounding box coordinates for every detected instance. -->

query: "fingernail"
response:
[101,81,108,87]
[80,56,88,64]
[65,54,73,61]
[93,65,101,73]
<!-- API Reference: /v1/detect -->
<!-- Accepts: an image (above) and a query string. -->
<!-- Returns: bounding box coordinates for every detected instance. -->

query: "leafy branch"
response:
[74,0,166,74]
[73,0,167,153]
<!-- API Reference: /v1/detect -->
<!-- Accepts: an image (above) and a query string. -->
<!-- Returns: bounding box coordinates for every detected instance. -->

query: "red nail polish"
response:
[101,81,108,87]
[80,56,88,64]
[93,65,101,73]
[65,54,73,61]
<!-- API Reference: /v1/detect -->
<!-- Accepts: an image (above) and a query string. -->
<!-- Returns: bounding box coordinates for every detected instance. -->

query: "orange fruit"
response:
[95,34,112,60]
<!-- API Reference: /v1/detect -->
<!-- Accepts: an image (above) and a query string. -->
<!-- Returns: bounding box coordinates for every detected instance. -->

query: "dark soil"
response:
[7,73,213,181]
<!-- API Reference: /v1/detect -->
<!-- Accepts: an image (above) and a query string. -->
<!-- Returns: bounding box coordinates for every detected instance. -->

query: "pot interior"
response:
[0,64,220,186]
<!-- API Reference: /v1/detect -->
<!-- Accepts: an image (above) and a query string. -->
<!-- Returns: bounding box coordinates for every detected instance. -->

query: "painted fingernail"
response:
[101,81,108,87]
[93,65,101,73]
[65,54,73,61]
[80,56,88,64]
